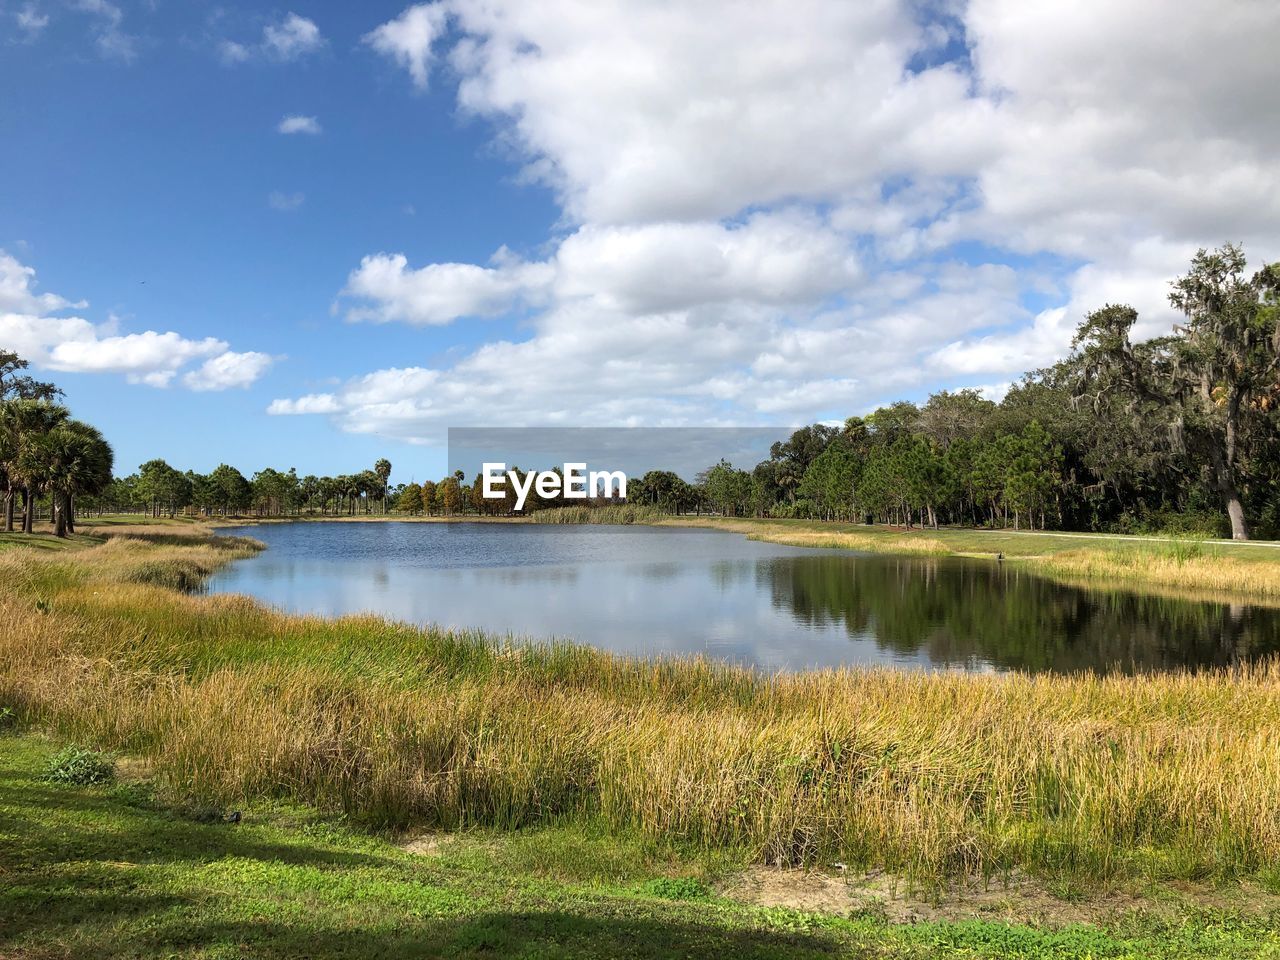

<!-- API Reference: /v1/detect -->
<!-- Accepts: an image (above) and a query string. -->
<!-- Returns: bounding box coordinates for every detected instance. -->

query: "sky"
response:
[2,1,1278,484]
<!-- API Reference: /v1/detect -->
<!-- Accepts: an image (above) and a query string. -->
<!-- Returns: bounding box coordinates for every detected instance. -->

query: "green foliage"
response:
[638,876,712,901]
[5,733,1277,959]
[43,746,115,786]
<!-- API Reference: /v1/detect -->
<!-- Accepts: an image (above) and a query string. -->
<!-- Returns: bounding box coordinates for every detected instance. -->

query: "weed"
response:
[43,746,115,786]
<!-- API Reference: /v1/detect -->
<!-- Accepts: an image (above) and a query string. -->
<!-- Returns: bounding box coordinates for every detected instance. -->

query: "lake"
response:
[208,522,1280,674]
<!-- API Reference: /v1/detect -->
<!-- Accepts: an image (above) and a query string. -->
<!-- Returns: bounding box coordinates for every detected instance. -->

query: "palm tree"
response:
[0,400,68,533]
[40,420,114,537]
[374,458,392,514]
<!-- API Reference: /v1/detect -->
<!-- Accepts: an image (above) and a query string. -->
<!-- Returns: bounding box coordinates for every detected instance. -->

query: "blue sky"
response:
[2,1,1276,484]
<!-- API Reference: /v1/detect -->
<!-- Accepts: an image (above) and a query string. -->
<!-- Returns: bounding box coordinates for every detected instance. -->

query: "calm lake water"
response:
[208,522,1280,674]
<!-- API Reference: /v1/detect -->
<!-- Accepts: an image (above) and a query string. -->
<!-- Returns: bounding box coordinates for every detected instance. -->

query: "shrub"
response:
[43,747,116,786]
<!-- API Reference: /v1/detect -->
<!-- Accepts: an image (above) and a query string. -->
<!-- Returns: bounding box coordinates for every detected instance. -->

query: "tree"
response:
[1,399,67,532]
[919,389,995,449]
[209,464,252,516]
[400,482,422,515]
[699,460,752,517]
[798,444,861,520]
[438,476,461,515]
[0,351,61,402]
[138,459,191,518]
[768,424,839,504]
[41,421,114,536]
[374,458,392,513]
[1074,244,1280,539]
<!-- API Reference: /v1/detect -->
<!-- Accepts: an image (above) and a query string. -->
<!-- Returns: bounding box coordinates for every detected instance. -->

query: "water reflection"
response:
[762,555,1279,673]
[208,522,1280,674]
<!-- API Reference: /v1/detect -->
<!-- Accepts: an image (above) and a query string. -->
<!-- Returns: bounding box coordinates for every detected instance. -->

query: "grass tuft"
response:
[43,745,116,785]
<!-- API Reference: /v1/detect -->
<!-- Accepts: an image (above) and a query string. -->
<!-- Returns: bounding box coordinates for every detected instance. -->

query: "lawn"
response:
[3,733,1279,959]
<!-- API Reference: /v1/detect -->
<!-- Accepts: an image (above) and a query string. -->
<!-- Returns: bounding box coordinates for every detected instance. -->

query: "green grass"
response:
[0,529,99,552]
[3,732,1278,959]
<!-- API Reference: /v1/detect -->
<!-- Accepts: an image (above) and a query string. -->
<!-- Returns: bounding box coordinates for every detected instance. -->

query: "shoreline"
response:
[4,525,1280,890]
[191,511,1280,604]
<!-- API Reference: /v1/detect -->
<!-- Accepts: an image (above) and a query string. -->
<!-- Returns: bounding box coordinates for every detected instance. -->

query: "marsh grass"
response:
[1034,546,1280,600]
[2,533,1280,890]
[526,505,669,525]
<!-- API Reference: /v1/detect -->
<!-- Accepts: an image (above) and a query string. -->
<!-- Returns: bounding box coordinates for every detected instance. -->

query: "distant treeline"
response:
[11,245,1279,540]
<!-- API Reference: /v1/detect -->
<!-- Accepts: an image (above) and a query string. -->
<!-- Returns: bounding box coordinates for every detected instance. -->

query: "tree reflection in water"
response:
[759,555,1280,674]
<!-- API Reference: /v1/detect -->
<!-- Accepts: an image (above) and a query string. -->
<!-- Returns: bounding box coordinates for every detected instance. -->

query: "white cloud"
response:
[292,0,1280,441]
[0,252,83,315]
[339,212,859,326]
[277,115,322,135]
[49,332,225,386]
[183,351,276,391]
[218,40,250,64]
[363,4,449,90]
[263,12,323,61]
[76,0,135,62]
[268,190,305,212]
[340,251,552,326]
[220,12,323,65]
[438,0,997,225]
[15,4,49,40]
[267,393,342,415]
[0,251,273,391]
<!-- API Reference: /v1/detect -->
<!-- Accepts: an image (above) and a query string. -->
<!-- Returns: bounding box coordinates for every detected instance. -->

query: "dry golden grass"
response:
[2,533,1279,888]
[660,518,951,556]
[1035,546,1280,601]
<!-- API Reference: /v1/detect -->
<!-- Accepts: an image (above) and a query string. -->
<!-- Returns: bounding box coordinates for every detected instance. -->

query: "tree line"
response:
[89,459,397,520]
[403,246,1280,540]
[5,245,1277,540]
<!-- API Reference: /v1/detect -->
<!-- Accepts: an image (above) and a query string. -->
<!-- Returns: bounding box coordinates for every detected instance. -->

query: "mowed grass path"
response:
[4,733,1279,960]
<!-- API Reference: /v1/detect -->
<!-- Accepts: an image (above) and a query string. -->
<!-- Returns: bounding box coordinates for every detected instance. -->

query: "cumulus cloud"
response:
[267,393,342,415]
[284,0,1280,441]
[48,332,226,386]
[0,251,273,391]
[184,351,277,391]
[363,3,449,90]
[341,251,552,325]
[339,213,859,326]
[277,115,322,135]
[220,12,324,65]
[264,12,323,60]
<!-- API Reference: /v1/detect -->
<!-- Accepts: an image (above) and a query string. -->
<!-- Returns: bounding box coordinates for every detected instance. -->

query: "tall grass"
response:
[2,534,1279,888]
[525,504,668,525]
[1035,545,1280,600]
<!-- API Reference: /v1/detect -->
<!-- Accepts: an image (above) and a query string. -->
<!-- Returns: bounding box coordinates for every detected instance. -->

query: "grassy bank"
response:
[652,517,1280,602]
[3,530,1280,899]
[8,734,1280,959]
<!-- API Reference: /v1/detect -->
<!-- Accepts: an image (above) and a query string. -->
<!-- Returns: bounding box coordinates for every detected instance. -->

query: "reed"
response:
[1034,546,1280,600]
[525,504,669,525]
[2,533,1279,889]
